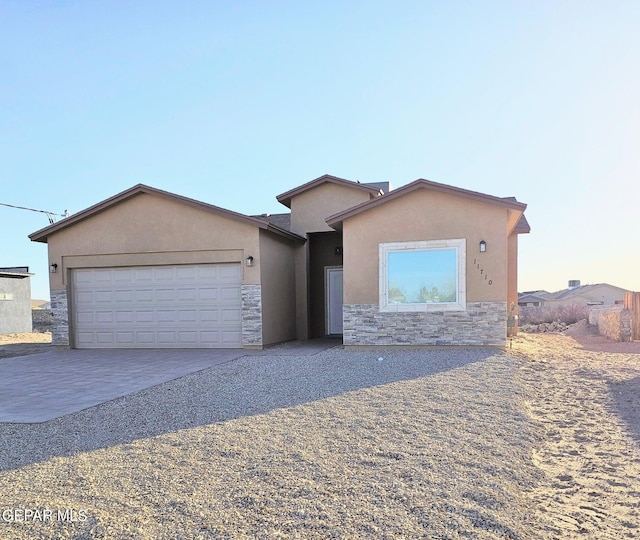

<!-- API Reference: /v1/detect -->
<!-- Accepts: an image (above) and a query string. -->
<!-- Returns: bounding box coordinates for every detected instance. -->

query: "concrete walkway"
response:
[0,340,339,423]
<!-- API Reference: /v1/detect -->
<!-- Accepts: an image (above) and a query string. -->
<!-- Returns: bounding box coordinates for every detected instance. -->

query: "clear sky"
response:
[2,1,639,301]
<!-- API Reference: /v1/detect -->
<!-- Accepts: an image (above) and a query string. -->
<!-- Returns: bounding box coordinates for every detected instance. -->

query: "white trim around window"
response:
[379,239,466,312]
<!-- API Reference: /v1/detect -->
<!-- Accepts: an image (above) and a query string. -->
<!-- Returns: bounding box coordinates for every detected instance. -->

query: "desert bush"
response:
[519,304,589,325]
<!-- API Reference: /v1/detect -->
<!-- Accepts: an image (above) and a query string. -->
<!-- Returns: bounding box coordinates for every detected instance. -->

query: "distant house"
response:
[519,280,628,308]
[517,291,549,307]
[0,267,33,334]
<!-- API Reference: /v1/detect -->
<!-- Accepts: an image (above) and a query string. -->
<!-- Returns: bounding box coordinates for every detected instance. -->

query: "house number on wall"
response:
[473,259,492,285]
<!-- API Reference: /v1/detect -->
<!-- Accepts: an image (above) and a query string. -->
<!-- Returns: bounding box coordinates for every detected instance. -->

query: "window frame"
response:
[379,239,466,312]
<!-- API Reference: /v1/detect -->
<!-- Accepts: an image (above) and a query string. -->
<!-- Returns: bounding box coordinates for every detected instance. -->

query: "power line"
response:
[0,202,67,224]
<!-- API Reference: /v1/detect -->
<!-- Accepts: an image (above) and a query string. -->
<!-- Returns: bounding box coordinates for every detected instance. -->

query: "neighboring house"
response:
[518,291,549,307]
[0,267,33,334]
[541,281,629,307]
[29,174,529,349]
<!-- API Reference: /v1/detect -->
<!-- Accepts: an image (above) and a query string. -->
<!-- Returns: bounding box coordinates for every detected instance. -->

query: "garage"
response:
[71,263,242,348]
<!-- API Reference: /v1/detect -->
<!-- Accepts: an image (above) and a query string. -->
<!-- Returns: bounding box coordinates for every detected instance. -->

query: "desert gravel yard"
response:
[1,329,639,539]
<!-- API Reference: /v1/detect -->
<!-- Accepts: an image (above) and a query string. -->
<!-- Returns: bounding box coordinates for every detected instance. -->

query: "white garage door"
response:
[72,264,242,348]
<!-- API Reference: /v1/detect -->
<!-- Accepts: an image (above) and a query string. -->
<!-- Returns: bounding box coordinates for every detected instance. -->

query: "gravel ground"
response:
[0,345,540,539]
[2,329,639,539]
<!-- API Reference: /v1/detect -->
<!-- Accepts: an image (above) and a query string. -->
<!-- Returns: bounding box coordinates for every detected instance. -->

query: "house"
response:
[540,281,628,307]
[0,267,33,334]
[518,291,549,307]
[29,174,529,349]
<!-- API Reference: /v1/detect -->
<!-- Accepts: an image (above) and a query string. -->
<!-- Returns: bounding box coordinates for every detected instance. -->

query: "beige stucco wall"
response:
[46,193,262,291]
[507,232,519,334]
[288,182,371,340]
[289,183,372,235]
[259,230,297,345]
[342,189,511,305]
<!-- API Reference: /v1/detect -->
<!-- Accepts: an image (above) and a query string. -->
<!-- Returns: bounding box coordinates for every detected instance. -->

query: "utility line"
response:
[0,202,67,224]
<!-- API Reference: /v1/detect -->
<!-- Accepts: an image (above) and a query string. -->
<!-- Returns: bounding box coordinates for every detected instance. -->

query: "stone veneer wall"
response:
[589,306,632,342]
[50,289,70,346]
[343,302,507,346]
[241,284,263,347]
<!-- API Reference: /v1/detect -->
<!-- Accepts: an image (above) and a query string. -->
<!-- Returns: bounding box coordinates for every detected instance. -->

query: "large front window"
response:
[379,239,466,312]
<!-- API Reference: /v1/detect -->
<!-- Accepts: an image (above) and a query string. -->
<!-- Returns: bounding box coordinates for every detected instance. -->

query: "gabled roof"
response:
[517,293,548,303]
[29,184,305,244]
[250,213,291,231]
[326,178,527,229]
[514,214,531,234]
[276,174,382,209]
[543,283,629,301]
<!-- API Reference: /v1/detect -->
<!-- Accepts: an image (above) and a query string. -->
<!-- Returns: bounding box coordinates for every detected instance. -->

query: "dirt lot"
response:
[0,332,52,359]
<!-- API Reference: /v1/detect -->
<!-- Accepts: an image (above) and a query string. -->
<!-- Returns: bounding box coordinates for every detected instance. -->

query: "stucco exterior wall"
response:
[0,276,32,334]
[507,232,519,334]
[259,230,297,345]
[342,189,509,305]
[46,193,261,291]
[288,182,372,340]
[290,183,372,235]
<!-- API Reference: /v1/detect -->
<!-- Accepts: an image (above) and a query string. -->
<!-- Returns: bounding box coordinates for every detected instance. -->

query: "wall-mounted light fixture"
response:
[246,256,254,267]
[479,240,487,253]
[50,263,58,273]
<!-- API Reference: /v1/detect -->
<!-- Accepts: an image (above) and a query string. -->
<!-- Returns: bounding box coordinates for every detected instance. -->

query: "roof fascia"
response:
[276,174,381,209]
[0,272,33,278]
[327,178,527,228]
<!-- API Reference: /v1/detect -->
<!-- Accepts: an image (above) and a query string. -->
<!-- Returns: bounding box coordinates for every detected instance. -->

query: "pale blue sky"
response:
[2,1,639,300]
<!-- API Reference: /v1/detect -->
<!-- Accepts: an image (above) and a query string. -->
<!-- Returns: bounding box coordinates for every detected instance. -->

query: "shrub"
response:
[519,304,589,325]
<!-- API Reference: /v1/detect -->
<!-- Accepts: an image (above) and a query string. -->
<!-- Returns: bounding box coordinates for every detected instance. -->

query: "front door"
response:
[325,266,343,335]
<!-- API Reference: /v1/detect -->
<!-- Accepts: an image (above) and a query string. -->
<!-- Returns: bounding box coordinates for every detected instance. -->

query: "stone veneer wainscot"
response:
[343,302,507,347]
[50,289,70,346]
[241,284,263,347]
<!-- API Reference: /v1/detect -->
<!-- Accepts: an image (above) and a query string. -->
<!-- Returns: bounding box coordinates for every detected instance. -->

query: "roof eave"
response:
[326,179,528,228]
[276,174,381,209]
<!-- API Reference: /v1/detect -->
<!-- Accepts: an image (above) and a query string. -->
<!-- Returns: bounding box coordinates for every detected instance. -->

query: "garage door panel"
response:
[198,287,219,301]
[220,265,241,280]
[177,288,197,301]
[94,291,113,303]
[116,332,135,344]
[72,264,243,348]
[115,311,134,323]
[136,311,154,323]
[178,310,197,322]
[96,311,115,323]
[134,268,154,282]
[76,311,94,324]
[177,267,198,280]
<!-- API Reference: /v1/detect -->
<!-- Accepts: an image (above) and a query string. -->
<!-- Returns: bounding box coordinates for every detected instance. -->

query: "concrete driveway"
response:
[0,341,338,424]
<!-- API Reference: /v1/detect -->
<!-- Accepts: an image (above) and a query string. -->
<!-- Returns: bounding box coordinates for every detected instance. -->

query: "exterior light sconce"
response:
[479,240,487,253]
[246,256,254,267]
[50,263,58,274]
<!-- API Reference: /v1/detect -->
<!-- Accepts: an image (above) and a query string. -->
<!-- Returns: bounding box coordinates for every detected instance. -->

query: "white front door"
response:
[325,266,343,335]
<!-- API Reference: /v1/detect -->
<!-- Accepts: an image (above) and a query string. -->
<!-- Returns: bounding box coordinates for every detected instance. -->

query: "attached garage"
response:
[72,264,242,348]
